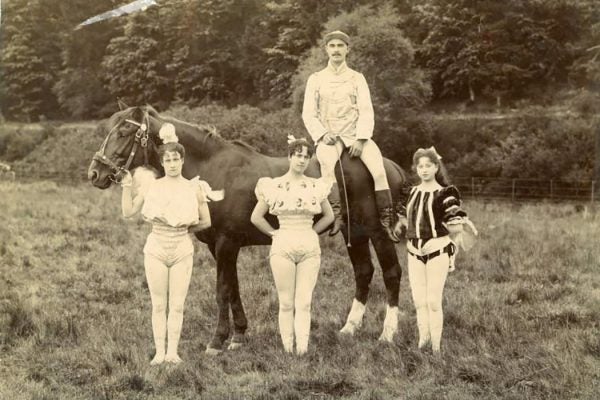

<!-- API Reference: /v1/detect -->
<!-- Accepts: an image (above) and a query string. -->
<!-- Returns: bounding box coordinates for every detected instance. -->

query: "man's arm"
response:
[355,73,374,140]
[302,73,328,142]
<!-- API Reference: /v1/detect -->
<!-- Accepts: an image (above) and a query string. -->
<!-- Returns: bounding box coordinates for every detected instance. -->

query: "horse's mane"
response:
[146,106,262,155]
[231,140,261,154]
[164,117,221,138]
[159,113,260,154]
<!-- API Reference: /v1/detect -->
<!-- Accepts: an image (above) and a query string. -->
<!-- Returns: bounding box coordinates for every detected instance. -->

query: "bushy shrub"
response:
[0,123,55,161]
[167,104,304,156]
[445,114,594,180]
[15,124,102,179]
[568,89,600,115]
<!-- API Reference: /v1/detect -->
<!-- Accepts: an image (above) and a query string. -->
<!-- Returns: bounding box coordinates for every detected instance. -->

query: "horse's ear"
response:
[145,104,159,117]
[117,98,129,110]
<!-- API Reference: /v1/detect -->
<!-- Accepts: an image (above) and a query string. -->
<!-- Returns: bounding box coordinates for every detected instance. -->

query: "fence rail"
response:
[1,167,598,203]
[453,177,597,203]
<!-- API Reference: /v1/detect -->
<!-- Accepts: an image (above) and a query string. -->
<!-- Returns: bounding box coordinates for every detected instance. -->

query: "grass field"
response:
[0,181,598,399]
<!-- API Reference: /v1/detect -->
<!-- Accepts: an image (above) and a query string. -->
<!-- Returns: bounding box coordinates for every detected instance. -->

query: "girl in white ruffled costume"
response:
[120,124,212,365]
[251,137,334,355]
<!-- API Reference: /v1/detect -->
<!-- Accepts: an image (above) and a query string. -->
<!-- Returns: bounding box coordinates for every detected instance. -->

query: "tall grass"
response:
[1,181,598,399]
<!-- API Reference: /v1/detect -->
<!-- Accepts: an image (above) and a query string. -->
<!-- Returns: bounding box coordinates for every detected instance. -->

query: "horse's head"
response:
[88,104,163,189]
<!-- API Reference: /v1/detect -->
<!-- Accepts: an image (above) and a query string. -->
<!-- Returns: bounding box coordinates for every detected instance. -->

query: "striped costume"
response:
[406,185,466,263]
[405,184,467,352]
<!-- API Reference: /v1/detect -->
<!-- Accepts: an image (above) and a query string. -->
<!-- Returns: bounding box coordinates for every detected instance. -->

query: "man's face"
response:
[326,39,349,63]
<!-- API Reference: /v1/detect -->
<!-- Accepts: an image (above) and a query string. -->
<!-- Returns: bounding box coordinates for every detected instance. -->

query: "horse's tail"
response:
[388,159,411,237]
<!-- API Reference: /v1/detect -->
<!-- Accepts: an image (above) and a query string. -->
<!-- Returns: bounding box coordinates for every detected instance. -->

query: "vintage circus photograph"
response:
[0,0,598,399]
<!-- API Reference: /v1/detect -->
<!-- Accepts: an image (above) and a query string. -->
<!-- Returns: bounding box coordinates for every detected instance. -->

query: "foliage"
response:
[6,108,596,182]
[167,104,304,156]
[100,9,172,109]
[0,0,62,120]
[0,0,596,120]
[53,1,120,119]
[431,113,595,181]
[410,0,583,104]
[0,124,54,162]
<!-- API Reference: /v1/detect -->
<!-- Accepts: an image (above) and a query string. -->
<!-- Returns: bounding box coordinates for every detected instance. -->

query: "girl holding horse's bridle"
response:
[120,123,211,365]
[251,137,334,355]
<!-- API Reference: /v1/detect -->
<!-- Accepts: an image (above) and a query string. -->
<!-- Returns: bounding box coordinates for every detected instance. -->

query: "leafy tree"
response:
[100,7,172,108]
[0,0,62,120]
[412,0,582,105]
[53,0,121,119]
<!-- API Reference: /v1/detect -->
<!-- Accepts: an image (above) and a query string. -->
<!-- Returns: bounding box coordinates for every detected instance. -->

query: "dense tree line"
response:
[1,0,597,121]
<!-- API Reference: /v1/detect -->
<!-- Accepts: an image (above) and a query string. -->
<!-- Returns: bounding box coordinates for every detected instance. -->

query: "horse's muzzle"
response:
[88,161,112,189]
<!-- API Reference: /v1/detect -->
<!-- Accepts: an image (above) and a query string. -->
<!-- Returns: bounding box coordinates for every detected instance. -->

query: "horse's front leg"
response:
[340,236,373,336]
[228,252,248,351]
[206,235,241,354]
[371,233,402,342]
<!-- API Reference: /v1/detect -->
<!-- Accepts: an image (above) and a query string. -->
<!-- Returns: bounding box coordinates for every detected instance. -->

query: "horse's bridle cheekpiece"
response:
[93,109,151,184]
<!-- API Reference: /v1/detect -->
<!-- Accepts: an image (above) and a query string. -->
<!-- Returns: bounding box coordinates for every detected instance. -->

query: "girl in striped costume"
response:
[406,147,467,353]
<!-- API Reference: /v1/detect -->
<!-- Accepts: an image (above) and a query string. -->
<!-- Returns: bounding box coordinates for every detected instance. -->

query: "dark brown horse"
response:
[88,105,408,353]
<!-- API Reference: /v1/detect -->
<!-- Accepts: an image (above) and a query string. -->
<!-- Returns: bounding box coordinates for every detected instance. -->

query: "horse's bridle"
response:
[93,110,152,183]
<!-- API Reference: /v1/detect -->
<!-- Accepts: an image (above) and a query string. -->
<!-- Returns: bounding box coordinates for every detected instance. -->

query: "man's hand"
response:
[348,139,366,157]
[321,133,337,145]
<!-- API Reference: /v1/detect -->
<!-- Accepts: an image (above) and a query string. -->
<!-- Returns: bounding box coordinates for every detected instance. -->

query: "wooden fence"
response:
[453,177,597,203]
[1,166,598,204]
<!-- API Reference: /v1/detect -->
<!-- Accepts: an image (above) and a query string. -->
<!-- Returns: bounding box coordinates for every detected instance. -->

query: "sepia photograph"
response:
[0,0,598,398]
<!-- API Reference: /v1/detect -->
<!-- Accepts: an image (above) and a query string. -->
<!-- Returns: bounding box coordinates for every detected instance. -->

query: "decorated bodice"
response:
[254,176,331,229]
[141,177,204,228]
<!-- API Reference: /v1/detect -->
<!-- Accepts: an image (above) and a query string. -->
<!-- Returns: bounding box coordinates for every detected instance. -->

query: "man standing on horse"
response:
[302,30,399,242]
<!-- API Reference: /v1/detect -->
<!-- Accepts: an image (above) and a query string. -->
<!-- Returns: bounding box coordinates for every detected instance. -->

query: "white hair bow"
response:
[159,123,178,143]
[428,146,442,160]
[287,134,297,144]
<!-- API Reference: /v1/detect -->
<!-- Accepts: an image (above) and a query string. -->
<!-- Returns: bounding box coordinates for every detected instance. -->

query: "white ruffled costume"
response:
[254,175,331,354]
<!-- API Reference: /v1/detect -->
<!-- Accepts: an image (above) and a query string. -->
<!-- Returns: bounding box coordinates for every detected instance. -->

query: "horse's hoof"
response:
[339,323,357,336]
[227,332,245,351]
[205,347,223,356]
[378,328,396,343]
[227,342,243,351]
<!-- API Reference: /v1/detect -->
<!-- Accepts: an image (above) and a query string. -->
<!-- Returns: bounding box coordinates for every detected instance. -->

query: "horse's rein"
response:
[93,110,151,183]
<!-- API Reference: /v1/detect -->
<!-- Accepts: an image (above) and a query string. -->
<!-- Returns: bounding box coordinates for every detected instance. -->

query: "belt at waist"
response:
[277,216,314,231]
[152,224,189,237]
[408,243,455,264]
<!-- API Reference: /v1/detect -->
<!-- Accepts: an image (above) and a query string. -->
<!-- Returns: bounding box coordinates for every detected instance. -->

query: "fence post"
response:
[471,177,475,198]
[592,181,595,206]
[550,179,553,199]
[511,179,516,202]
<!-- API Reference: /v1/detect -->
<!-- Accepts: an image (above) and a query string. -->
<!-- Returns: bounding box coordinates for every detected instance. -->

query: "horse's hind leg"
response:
[340,237,373,335]
[206,236,242,354]
[371,236,402,342]
[228,266,248,350]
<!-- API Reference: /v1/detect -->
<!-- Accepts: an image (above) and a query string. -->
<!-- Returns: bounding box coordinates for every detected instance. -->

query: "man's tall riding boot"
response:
[375,189,400,243]
[328,183,344,236]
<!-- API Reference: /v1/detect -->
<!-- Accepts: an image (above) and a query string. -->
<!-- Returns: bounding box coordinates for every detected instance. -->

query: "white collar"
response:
[327,61,348,74]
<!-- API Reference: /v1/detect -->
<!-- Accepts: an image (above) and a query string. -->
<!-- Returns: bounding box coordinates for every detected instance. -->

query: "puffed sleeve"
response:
[314,178,333,203]
[132,166,158,198]
[439,186,467,224]
[254,177,274,206]
[195,182,208,203]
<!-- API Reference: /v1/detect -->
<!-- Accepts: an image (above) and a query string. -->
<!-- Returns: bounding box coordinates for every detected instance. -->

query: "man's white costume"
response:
[302,30,398,241]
